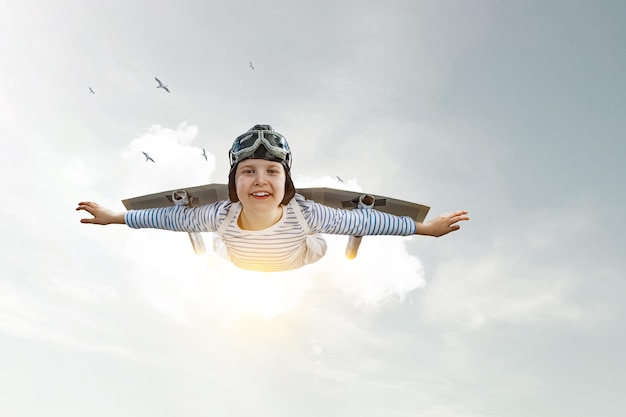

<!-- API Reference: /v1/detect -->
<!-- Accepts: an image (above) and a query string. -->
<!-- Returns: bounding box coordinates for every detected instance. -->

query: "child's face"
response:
[235,159,286,211]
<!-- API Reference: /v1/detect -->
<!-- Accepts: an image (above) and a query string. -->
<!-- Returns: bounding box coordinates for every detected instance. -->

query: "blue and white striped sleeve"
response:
[296,195,417,236]
[124,200,230,233]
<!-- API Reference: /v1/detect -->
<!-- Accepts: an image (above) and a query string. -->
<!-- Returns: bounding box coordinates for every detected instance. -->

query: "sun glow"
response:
[124,229,424,324]
[215,267,313,318]
[125,233,317,322]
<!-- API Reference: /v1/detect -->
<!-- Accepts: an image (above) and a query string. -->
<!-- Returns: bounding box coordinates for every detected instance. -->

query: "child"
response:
[77,124,469,272]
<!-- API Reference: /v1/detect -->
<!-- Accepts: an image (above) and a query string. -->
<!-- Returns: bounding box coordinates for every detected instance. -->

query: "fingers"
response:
[76,201,99,210]
[76,201,100,223]
[433,210,469,236]
[445,210,470,224]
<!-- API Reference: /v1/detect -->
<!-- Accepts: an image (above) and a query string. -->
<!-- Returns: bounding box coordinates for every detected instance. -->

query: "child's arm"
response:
[76,201,126,225]
[77,200,229,232]
[301,195,469,237]
[414,210,469,237]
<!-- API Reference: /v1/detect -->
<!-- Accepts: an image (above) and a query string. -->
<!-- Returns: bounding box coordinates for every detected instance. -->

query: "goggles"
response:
[229,126,292,169]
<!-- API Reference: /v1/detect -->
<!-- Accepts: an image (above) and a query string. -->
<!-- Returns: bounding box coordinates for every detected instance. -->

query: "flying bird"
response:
[201,148,208,161]
[336,176,344,183]
[249,61,255,70]
[89,87,95,94]
[155,77,170,93]
[142,152,155,162]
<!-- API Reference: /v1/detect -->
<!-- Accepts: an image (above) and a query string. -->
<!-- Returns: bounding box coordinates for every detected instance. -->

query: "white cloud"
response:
[313,234,425,307]
[294,174,362,191]
[418,202,605,331]
[420,252,584,330]
[0,280,137,359]
[62,155,103,189]
[123,230,424,322]
[119,122,217,196]
[123,233,315,322]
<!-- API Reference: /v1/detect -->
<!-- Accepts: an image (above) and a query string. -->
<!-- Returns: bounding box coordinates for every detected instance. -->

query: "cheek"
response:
[234,174,248,192]
[272,173,286,186]
[275,178,287,195]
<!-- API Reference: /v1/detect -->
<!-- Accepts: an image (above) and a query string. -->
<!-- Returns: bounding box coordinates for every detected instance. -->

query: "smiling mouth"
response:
[251,192,270,198]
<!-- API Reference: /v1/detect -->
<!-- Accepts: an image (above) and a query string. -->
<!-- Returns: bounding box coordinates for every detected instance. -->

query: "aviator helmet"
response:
[228,124,295,204]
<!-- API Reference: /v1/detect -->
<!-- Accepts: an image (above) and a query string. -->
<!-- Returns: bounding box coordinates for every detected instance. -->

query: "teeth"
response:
[252,192,269,196]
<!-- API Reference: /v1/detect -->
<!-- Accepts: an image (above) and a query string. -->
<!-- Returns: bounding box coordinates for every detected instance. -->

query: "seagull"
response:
[336,176,344,183]
[142,151,155,162]
[249,61,255,70]
[201,148,208,161]
[89,87,95,94]
[155,77,170,93]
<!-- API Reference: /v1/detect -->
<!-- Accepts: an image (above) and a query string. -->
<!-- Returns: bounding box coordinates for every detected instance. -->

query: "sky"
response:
[1,0,625,416]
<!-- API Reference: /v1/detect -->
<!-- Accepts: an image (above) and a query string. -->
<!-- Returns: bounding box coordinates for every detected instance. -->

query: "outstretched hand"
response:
[416,210,470,237]
[76,201,126,225]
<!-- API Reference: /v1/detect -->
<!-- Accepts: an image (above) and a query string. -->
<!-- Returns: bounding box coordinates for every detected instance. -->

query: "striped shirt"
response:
[125,193,417,272]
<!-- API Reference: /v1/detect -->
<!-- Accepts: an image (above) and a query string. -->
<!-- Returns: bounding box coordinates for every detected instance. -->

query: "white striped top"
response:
[125,193,417,272]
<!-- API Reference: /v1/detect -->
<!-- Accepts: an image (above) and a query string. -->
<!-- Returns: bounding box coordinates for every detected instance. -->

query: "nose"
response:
[254,171,267,184]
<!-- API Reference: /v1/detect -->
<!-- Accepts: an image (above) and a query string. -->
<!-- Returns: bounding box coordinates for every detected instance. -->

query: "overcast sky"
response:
[1,0,625,416]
